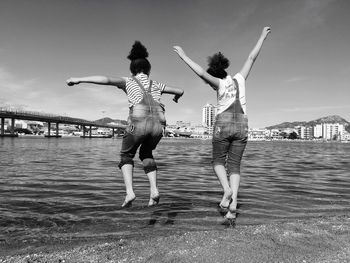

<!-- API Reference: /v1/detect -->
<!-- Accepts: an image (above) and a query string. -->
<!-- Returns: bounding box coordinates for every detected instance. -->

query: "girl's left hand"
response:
[66,78,80,86]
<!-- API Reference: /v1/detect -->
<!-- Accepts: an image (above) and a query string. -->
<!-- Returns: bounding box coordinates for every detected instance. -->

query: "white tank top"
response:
[216,73,246,115]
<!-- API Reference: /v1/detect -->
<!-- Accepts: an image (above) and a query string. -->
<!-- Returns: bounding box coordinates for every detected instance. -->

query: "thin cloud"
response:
[285,76,306,83]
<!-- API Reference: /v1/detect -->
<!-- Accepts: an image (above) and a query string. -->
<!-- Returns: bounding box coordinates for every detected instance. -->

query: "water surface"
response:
[0,137,349,247]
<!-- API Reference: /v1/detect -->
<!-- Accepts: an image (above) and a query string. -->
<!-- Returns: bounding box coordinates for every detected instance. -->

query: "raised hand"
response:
[173,46,186,58]
[173,90,184,103]
[262,27,271,38]
[66,78,80,86]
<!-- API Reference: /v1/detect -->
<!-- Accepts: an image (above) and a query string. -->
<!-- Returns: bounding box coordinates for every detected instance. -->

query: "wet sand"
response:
[1,215,349,263]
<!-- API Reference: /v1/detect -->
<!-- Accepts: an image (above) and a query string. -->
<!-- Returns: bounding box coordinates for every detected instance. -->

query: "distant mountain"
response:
[94,117,128,126]
[266,115,350,130]
[307,115,349,126]
[266,121,308,130]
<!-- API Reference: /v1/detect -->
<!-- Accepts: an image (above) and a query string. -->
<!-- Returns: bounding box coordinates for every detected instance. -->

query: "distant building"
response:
[248,128,267,140]
[270,129,283,140]
[190,125,207,135]
[202,103,216,133]
[295,126,305,139]
[15,120,28,129]
[342,131,350,141]
[313,123,344,140]
[305,126,313,139]
[176,121,191,128]
[314,124,323,138]
[295,126,313,139]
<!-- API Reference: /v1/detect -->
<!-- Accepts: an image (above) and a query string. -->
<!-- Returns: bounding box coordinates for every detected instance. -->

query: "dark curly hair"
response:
[127,41,151,76]
[206,52,230,79]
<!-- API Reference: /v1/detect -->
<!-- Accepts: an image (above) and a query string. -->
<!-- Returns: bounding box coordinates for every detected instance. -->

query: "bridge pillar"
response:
[89,126,92,138]
[112,128,115,137]
[10,118,15,135]
[1,118,4,135]
[47,122,51,136]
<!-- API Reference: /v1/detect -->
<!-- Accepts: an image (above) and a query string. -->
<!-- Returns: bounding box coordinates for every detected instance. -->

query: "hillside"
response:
[266,115,349,130]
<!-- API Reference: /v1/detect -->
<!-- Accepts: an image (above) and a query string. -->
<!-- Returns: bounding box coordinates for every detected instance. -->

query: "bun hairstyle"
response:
[206,52,229,79]
[127,41,151,76]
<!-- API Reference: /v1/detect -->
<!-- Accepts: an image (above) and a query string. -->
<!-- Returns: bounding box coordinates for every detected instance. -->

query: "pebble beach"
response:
[1,215,349,263]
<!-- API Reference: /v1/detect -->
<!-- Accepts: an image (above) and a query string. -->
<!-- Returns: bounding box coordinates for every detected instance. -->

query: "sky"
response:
[0,0,349,128]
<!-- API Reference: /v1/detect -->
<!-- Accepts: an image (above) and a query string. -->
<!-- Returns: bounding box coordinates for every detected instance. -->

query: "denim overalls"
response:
[212,78,248,174]
[118,77,165,173]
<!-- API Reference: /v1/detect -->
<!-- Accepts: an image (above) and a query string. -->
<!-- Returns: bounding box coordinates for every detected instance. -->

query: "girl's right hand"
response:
[66,78,79,86]
[262,27,271,38]
[173,46,186,58]
[173,90,184,103]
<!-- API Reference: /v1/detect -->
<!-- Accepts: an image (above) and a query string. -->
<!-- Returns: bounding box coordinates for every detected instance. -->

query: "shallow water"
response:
[0,137,349,247]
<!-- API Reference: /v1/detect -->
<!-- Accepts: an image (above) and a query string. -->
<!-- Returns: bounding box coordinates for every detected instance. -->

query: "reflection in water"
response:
[0,137,349,246]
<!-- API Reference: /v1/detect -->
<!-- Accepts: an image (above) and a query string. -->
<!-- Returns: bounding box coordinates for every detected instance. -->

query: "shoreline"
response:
[1,215,349,263]
[4,134,349,143]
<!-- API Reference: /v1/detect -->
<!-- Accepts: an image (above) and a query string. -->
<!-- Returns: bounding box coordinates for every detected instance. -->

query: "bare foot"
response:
[224,198,238,219]
[224,210,236,219]
[229,198,237,211]
[122,194,136,208]
[148,191,160,207]
[219,188,233,209]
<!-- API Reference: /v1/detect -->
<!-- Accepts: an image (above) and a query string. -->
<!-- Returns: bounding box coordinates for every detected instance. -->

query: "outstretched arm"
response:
[163,86,184,103]
[240,27,271,80]
[173,46,220,90]
[66,76,126,89]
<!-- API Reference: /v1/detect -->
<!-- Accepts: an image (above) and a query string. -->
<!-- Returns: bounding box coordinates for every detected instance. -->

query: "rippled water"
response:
[0,137,349,247]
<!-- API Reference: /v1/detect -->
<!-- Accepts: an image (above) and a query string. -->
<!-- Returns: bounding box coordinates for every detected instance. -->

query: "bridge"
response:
[0,108,126,138]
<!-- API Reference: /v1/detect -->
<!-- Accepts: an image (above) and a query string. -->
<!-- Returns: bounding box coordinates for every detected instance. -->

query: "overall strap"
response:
[132,76,146,94]
[233,77,244,114]
[233,78,239,99]
[131,76,156,113]
[149,80,153,92]
[131,76,153,94]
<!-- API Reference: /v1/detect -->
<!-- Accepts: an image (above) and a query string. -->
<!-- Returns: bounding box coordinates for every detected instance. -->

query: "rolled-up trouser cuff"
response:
[212,160,225,167]
[142,158,157,174]
[118,159,134,169]
[212,160,241,175]
[227,165,241,175]
[144,165,157,174]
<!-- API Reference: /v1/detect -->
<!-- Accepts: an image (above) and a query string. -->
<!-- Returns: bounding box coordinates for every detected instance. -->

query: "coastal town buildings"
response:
[247,123,348,141]
[2,105,348,141]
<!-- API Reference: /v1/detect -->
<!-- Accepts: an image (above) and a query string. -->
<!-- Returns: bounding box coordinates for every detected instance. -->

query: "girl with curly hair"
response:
[174,27,271,219]
[67,41,184,208]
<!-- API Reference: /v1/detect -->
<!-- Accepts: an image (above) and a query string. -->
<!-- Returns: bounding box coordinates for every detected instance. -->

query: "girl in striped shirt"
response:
[67,41,183,208]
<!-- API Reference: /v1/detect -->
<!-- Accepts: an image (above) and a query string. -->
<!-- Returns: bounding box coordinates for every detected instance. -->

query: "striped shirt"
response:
[122,73,166,108]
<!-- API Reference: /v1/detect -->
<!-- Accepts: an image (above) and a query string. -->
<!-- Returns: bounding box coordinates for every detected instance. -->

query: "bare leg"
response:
[147,170,160,206]
[121,164,136,207]
[213,164,233,208]
[225,173,240,219]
